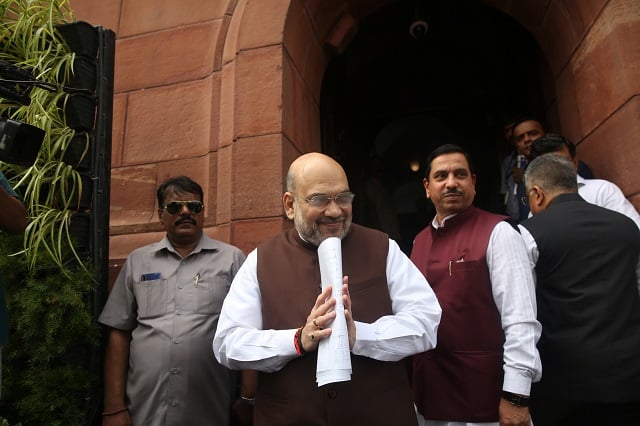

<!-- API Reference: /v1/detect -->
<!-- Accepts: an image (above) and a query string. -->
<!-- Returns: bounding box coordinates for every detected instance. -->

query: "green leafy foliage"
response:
[0,0,85,271]
[0,233,99,426]
[0,1,101,424]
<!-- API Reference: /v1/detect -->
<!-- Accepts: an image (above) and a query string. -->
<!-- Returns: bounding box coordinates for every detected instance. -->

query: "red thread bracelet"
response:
[294,326,306,356]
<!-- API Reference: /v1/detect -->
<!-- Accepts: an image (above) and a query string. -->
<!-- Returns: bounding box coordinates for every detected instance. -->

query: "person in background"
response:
[530,133,640,229]
[519,154,640,425]
[412,144,541,426]
[0,170,27,399]
[213,152,442,426]
[499,116,543,222]
[500,117,594,223]
[99,176,248,426]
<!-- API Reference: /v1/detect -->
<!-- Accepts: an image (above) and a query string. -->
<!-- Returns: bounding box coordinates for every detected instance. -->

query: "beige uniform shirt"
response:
[99,234,245,426]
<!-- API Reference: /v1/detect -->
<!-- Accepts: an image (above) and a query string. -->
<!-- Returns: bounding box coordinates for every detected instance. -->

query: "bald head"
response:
[286,152,348,193]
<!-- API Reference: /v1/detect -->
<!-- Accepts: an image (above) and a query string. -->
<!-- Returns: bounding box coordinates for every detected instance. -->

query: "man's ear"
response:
[423,178,430,199]
[283,192,295,220]
[530,186,546,211]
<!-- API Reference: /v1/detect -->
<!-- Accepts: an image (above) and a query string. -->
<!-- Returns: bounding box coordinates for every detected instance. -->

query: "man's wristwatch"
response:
[239,396,255,406]
[501,391,529,407]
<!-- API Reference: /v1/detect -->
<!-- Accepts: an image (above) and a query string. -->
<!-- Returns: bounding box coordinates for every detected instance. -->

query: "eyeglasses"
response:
[295,191,355,209]
[163,200,204,215]
[520,189,535,206]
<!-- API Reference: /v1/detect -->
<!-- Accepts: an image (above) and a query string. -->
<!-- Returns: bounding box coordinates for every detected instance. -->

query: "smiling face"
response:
[424,152,476,223]
[283,153,353,246]
[157,186,204,248]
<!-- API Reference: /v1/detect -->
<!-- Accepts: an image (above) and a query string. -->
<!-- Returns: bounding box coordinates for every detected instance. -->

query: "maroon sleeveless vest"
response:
[411,207,506,422]
[255,224,417,426]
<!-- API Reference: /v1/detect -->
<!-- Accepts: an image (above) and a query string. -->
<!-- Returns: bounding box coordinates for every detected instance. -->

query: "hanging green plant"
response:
[0,1,103,425]
[0,0,86,270]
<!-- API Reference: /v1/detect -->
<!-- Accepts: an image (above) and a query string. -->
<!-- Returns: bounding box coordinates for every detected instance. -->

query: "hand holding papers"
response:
[316,237,352,387]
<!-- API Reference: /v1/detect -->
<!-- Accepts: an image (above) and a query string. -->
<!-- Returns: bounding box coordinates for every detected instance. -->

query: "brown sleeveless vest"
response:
[255,224,418,426]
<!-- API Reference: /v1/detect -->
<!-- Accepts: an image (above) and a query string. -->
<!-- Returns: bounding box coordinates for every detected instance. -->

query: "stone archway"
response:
[273,0,640,221]
[71,0,639,262]
[315,0,547,251]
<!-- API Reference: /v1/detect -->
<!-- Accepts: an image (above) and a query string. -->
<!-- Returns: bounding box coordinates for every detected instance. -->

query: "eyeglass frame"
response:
[294,191,355,209]
[162,200,204,215]
[520,188,536,206]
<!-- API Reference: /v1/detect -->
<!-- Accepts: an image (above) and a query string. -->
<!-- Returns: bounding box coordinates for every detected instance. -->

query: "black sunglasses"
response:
[163,200,204,215]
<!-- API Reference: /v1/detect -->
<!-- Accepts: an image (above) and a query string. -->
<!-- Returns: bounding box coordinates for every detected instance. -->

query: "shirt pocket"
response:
[439,259,486,308]
[133,277,168,319]
[195,274,230,314]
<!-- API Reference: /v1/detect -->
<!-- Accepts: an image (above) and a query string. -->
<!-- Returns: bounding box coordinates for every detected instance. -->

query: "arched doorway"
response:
[319,0,548,253]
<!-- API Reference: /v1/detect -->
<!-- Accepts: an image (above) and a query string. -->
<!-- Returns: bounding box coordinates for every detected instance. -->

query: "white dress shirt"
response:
[213,238,442,372]
[577,175,640,230]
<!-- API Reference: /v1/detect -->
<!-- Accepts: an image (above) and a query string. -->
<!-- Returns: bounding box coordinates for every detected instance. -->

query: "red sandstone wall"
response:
[69,0,640,275]
[69,0,291,269]
[484,0,640,209]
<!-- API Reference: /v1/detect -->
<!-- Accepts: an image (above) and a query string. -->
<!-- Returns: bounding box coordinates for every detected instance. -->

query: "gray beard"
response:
[293,209,350,247]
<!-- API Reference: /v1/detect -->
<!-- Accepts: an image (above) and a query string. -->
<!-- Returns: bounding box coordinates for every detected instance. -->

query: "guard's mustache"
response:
[176,217,196,225]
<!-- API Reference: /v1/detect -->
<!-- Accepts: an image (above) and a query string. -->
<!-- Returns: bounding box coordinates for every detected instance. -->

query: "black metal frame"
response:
[85,25,115,425]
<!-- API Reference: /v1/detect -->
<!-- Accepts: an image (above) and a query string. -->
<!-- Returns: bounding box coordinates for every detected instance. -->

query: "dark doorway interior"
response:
[321,0,548,254]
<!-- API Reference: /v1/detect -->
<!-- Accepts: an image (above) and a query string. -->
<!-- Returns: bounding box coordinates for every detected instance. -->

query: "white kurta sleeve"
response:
[487,222,542,396]
[214,240,442,369]
[351,239,441,361]
[213,249,299,372]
